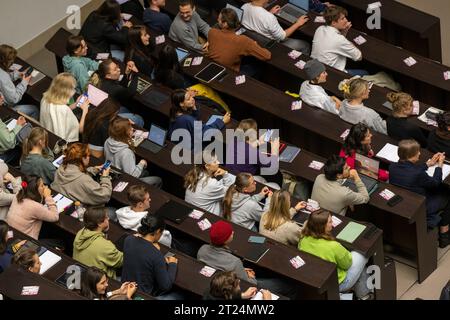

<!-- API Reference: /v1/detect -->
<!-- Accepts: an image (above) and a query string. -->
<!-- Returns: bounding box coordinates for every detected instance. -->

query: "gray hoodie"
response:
[339,100,387,134]
[104,138,144,178]
[228,193,270,230]
[0,68,27,106]
[51,164,112,206]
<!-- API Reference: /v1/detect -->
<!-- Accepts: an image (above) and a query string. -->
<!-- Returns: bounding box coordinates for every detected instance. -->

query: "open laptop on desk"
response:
[342,153,379,195]
[276,0,310,24]
[139,124,167,153]
[155,200,191,224]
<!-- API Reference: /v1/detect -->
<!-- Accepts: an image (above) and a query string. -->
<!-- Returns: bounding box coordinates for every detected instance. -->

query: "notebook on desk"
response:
[336,222,367,244]
[244,243,270,263]
[279,145,301,163]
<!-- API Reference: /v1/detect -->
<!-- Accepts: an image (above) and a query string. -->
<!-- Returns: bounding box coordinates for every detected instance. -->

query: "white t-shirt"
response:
[311,25,362,71]
[241,3,286,41]
[300,81,338,114]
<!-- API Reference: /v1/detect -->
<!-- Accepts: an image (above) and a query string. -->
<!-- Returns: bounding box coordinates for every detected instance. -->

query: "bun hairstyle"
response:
[386,92,413,115]
[138,214,165,236]
[338,77,368,101]
[436,111,450,132]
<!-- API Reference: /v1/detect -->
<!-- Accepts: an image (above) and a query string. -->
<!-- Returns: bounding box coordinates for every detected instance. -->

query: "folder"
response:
[336,222,367,244]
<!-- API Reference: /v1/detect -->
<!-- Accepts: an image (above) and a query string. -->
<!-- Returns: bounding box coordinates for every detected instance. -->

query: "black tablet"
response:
[194,63,226,83]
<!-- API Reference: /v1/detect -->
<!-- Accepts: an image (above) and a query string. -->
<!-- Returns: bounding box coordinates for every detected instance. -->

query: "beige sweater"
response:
[259,208,302,246]
[7,196,59,240]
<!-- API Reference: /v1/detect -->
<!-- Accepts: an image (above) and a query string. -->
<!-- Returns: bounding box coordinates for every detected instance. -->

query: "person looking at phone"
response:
[104,117,162,188]
[122,214,182,299]
[6,176,59,240]
[0,162,21,220]
[0,113,27,164]
[389,139,450,248]
[222,173,272,231]
[51,143,112,207]
[0,44,39,119]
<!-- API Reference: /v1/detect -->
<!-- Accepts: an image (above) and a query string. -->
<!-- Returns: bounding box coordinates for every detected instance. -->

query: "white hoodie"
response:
[115,206,172,247]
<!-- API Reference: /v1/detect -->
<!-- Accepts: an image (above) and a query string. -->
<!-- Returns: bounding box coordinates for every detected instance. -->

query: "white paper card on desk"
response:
[288,50,302,59]
[52,194,74,213]
[113,182,129,192]
[198,218,212,231]
[251,290,280,300]
[380,188,395,201]
[427,164,450,180]
[340,129,350,140]
[189,210,204,220]
[444,71,450,81]
[332,215,342,228]
[199,266,216,277]
[235,75,246,85]
[309,160,324,170]
[6,119,17,131]
[21,286,40,296]
[368,2,382,10]
[404,57,417,67]
[155,35,165,45]
[412,101,420,115]
[354,36,367,45]
[39,250,62,274]
[96,53,110,60]
[291,100,302,110]
[376,143,399,162]
[290,255,305,269]
[314,16,325,23]
[192,57,203,66]
[295,60,306,70]
[9,63,22,71]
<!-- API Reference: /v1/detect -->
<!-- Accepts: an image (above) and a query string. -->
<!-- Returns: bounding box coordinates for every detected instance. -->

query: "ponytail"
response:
[222,173,253,221]
[21,127,48,162]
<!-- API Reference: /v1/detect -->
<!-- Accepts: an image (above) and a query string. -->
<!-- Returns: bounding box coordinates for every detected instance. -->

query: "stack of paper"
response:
[427,164,450,180]
[376,143,399,162]
[39,250,62,275]
[52,194,74,213]
[251,291,280,300]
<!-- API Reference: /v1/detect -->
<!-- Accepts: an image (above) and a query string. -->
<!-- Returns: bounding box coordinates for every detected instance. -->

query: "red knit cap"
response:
[210,221,233,246]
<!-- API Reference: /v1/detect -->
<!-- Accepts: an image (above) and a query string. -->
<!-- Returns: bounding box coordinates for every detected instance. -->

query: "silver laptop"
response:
[139,124,168,154]
[276,0,310,24]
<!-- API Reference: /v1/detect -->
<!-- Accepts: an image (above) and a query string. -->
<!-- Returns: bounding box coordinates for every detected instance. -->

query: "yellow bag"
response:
[188,84,230,113]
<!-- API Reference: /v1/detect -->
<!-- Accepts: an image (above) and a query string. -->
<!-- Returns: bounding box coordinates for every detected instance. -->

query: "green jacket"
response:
[73,228,123,279]
[0,119,22,154]
[298,236,352,284]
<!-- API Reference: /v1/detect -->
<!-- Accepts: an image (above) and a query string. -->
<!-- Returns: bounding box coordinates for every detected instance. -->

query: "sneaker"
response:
[359,293,375,300]
[438,233,450,248]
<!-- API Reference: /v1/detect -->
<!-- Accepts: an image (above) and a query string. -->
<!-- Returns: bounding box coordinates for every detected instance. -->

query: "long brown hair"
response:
[222,173,253,221]
[83,98,120,144]
[184,164,210,192]
[108,117,133,147]
[0,44,17,71]
[21,127,49,161]
[263,190,291,231]
[300,209,334,241]
[62,143,90,172]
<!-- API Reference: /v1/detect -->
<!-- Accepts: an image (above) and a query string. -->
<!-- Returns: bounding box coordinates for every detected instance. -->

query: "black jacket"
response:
[99,76,137,108]
[120,0,149,20]
[80,12,129,55]
[386,116,428,147]
[427,130,450,155]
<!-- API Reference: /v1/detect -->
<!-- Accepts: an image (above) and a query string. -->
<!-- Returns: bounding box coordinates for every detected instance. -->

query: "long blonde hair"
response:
[43,72,76,105]
[264,190,291,231]
[339,78,368,101]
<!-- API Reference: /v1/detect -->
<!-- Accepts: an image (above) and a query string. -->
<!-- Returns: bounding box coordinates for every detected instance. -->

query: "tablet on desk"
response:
[194,63,226,83]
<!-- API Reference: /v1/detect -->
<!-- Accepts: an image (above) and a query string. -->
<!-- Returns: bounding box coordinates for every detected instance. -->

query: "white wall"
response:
[0,0,90,49]
[396,0,450,66]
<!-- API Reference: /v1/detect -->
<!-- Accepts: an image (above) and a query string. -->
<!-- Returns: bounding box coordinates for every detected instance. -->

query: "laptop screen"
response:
[148,124,167,146]
[226,3,243,22]
[355,153,379,180]
[175,48,189,62]
[289,0,309,10]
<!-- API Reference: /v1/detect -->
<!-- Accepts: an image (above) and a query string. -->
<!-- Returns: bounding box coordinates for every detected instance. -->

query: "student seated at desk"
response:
[0,221,13,273]
[311,155,369,216]
[389,139,450,248]
[116,185,171,247]
[0,102,27,164]
[309,0,335,13]
[428,112,450,155]
[386,92,427,148]
[184,153,236,216]
[120,0,150,20]
[259,191,306,246]
[154,44,190,89]
[225,119,281,187]
[6,176,58,241]
[122,214,182,299]
[51,143,112,207]
[340,123,389,181]
[89,59,144,128]
[143,0,172,34]
[12,247,41,274]
[204,271,272,300]
[311,6,365,76]
[73,207,123,279]
[104,117,162,188]
[81,267,137,300]
[40,73,90,143]
[298,210,373,299]
[168,0,211,53]
[0,44,39,120]
[125,26,155,78]
[80,0,133,61]
[168,89,230,147]
[207,8,271,75]
[299,59,340,114]
[241,0,310,54]
[338,78,387,135]
[63,35,100,94]
[20,128,56,186]
[222,173,272,231]
[0,162,21,220]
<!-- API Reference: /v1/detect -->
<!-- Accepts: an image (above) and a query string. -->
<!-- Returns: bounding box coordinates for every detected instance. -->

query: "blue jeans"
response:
[347,69,370,77]
[156,290,184,300]
[13,104,39,120]
[118,106,145,128]
[339,251,371,299]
